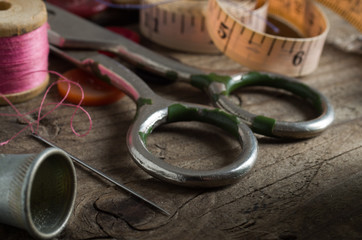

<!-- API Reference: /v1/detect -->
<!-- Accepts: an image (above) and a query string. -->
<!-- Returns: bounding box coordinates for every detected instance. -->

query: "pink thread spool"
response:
[0,0,49,105]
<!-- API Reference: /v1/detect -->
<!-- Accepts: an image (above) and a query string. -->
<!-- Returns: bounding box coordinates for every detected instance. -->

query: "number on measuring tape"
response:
[292,51,304,66]
[218,22,229,39]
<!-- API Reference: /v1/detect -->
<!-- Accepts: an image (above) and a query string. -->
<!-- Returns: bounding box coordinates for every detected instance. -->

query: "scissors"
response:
[46,3,334,140]
[46,4,259,188]
[45,3,333,187]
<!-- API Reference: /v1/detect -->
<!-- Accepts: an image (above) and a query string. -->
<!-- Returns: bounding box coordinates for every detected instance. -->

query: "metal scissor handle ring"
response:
[209,72,335,139]
[127,101,258,188]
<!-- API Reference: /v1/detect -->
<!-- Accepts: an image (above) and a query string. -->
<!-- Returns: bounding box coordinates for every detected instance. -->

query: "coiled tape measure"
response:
[140,0,361,77]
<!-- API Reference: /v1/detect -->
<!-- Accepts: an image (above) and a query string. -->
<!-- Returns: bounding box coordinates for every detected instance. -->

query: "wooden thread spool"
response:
[0,0,49,105]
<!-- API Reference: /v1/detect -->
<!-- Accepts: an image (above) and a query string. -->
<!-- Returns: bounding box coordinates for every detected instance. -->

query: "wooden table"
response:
[1,7,361,240]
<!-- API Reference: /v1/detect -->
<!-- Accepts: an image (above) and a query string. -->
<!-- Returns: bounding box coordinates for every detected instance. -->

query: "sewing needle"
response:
[31,133,170,216]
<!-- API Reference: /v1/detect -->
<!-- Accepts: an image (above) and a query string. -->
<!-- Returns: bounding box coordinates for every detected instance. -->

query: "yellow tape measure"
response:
[317,0,361,32]
[140,0,361,77]
[140,0,265,53]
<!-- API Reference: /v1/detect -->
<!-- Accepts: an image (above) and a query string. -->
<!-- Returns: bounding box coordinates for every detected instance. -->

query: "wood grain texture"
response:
[0,7,361,240]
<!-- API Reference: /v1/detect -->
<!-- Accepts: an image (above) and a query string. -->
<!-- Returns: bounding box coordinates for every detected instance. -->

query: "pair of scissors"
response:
[46,3,334,139]
[46,3,334,187]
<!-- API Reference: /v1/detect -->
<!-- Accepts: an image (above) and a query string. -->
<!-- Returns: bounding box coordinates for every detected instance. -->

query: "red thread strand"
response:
[0,71,93,146]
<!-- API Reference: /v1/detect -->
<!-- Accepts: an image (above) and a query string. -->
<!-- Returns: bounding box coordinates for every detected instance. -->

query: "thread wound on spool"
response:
[0,24,49,95]
[0,0,49,104]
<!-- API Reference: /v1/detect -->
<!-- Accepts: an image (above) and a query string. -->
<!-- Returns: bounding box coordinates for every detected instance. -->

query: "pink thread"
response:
[0,70,93,146]
[0,24,49,94]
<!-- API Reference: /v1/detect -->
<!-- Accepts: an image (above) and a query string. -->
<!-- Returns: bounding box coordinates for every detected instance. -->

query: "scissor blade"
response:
[49,45,99,67]
[46,3,128,49]
[46,3,203,79]
[49,45,155,101]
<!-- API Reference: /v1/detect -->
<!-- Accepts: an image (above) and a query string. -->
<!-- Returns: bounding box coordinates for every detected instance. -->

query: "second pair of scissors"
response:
[46,3,334,187]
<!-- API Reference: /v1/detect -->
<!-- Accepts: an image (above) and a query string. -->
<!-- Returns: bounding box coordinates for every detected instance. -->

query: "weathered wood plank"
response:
[0,7,361,240]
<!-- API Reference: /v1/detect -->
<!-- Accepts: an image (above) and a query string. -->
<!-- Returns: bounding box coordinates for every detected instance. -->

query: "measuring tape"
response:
[140,0,267,53]
[316,0,361,32]
[140,0,361,77]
